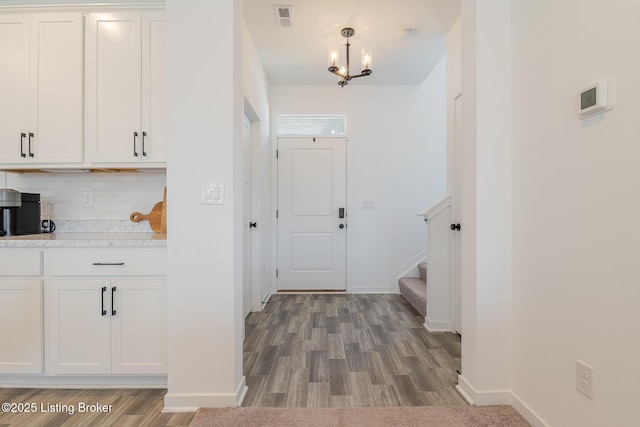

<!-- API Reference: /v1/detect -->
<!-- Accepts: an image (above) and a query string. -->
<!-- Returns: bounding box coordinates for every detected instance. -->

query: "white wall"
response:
[270,62,447,293]
[164,0,245,410]
[447,17,461,198]
[457,0,512,405]
[509,1,640,425]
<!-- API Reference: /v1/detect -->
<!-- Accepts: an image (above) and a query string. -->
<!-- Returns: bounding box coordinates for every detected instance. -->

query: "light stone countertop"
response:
[0,232,166,248]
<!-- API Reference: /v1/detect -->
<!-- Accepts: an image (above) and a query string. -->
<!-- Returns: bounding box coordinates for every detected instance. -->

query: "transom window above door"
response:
[276,114,347,136]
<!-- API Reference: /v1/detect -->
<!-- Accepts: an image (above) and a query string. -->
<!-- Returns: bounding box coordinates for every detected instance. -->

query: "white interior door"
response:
[243,115,253,316]
[453,93,463,334]
[277,137,347,291]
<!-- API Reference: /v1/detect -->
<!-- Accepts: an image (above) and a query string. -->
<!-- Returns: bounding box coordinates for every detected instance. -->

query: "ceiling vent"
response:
[274,5,293,28]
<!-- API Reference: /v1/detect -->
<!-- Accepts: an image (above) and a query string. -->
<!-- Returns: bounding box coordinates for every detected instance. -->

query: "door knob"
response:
[450,223,461,231]
[249,222,257,228]
[339,224,345,229]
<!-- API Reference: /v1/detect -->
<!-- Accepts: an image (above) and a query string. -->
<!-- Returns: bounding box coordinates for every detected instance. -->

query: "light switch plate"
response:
[362,201,376,210]
[202,181,224,205]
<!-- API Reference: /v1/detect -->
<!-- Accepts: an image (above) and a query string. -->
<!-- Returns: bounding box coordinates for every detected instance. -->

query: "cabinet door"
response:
[29,13,83,163]
[141,12,166,163]
[44,279,111,374]
[0,15,29,164]
[85,13,142,163]
[110,278,166,374]
[0,279,42,374]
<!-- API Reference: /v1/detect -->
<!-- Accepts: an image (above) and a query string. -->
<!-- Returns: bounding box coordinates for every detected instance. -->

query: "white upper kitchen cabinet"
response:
[0,13,83,166]
[85,12,166,165]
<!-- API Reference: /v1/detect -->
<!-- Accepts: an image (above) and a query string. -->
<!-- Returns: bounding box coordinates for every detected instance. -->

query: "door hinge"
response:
[276,150,279,159]
[276,269,279,278]
[276,209,279,218]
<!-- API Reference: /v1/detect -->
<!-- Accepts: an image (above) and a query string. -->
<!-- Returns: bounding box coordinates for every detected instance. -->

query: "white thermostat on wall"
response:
[580,77,615,119]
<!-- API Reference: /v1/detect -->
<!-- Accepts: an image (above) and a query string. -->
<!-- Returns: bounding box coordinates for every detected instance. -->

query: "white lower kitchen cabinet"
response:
[0,250,43,374]
[0,279,43,374]
[44,278,166,375]
[111,279,166,374]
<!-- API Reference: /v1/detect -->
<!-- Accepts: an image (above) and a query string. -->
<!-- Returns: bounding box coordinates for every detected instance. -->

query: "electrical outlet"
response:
[81,191,93,208]
[576,359,594,400]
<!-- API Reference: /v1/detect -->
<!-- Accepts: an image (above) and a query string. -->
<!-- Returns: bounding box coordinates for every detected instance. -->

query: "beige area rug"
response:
[190,406,530,427]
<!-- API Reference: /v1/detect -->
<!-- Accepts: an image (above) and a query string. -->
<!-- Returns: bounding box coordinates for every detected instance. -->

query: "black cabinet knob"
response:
[450,223,461,231]
[249,222,257,228]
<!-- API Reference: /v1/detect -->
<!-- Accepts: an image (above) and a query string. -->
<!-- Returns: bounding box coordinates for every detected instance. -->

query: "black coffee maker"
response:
[0,189,42,236]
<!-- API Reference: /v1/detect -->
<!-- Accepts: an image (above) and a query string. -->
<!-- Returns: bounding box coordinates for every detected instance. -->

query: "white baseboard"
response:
[455,375,511,405]
[424,318,453,332]
[0,375,166,388]
[350,288,396,294]
[457,376,549,427]
[389,249,427,287]
[163,376,247,412]
[510,391,549,427]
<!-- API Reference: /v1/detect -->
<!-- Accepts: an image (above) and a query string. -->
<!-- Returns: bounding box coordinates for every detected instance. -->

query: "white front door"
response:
[277,137,347,291]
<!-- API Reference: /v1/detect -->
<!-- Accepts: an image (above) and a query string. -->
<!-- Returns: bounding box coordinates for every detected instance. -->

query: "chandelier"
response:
[327,28,372,87]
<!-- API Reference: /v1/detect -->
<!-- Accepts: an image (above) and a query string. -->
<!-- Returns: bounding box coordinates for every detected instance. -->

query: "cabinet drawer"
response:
[0,251,42,276]
[45,250,166,276]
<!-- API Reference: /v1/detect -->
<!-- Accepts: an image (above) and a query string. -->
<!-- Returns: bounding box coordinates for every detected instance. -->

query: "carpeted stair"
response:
[399,262,427,316]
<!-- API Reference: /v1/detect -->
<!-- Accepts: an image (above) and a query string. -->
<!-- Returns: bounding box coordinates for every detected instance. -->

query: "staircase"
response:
[399,263,427,317]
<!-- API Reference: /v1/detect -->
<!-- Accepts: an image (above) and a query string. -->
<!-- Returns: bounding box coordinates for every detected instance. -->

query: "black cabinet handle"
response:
[450,223,461,231]
[20,133,26,158]
[133,131,139,157]
[111,286,117,316]
[142,131,147,156]
[101,286,107,316]
[249,222,257,228]
[92,262,125,266]
[28,132,34,157]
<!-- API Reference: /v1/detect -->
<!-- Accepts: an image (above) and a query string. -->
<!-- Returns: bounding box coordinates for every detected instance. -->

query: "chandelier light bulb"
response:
[361,48,372,71]
[328,49,339,71]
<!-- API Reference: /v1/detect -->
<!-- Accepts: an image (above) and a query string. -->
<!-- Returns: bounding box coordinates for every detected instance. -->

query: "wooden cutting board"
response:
[160,187,167,233]
[130,187,167,234]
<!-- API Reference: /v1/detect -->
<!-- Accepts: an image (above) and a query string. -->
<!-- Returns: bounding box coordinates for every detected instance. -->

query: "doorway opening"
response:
[243,100,270,320]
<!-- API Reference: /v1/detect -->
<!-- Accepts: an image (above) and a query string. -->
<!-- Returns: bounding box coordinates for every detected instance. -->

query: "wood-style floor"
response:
[242,293,466,407]
[0,388,194,427]
[0,293,464,426]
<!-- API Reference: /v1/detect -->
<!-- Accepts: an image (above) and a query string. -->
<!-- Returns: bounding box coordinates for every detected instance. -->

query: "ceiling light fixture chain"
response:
[327,27,372,87]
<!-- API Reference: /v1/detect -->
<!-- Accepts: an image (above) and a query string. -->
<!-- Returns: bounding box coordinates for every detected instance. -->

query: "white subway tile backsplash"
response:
[14,172,166,226]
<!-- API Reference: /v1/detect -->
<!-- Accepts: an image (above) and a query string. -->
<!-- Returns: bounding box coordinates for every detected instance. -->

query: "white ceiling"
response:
[242,0,460,86]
